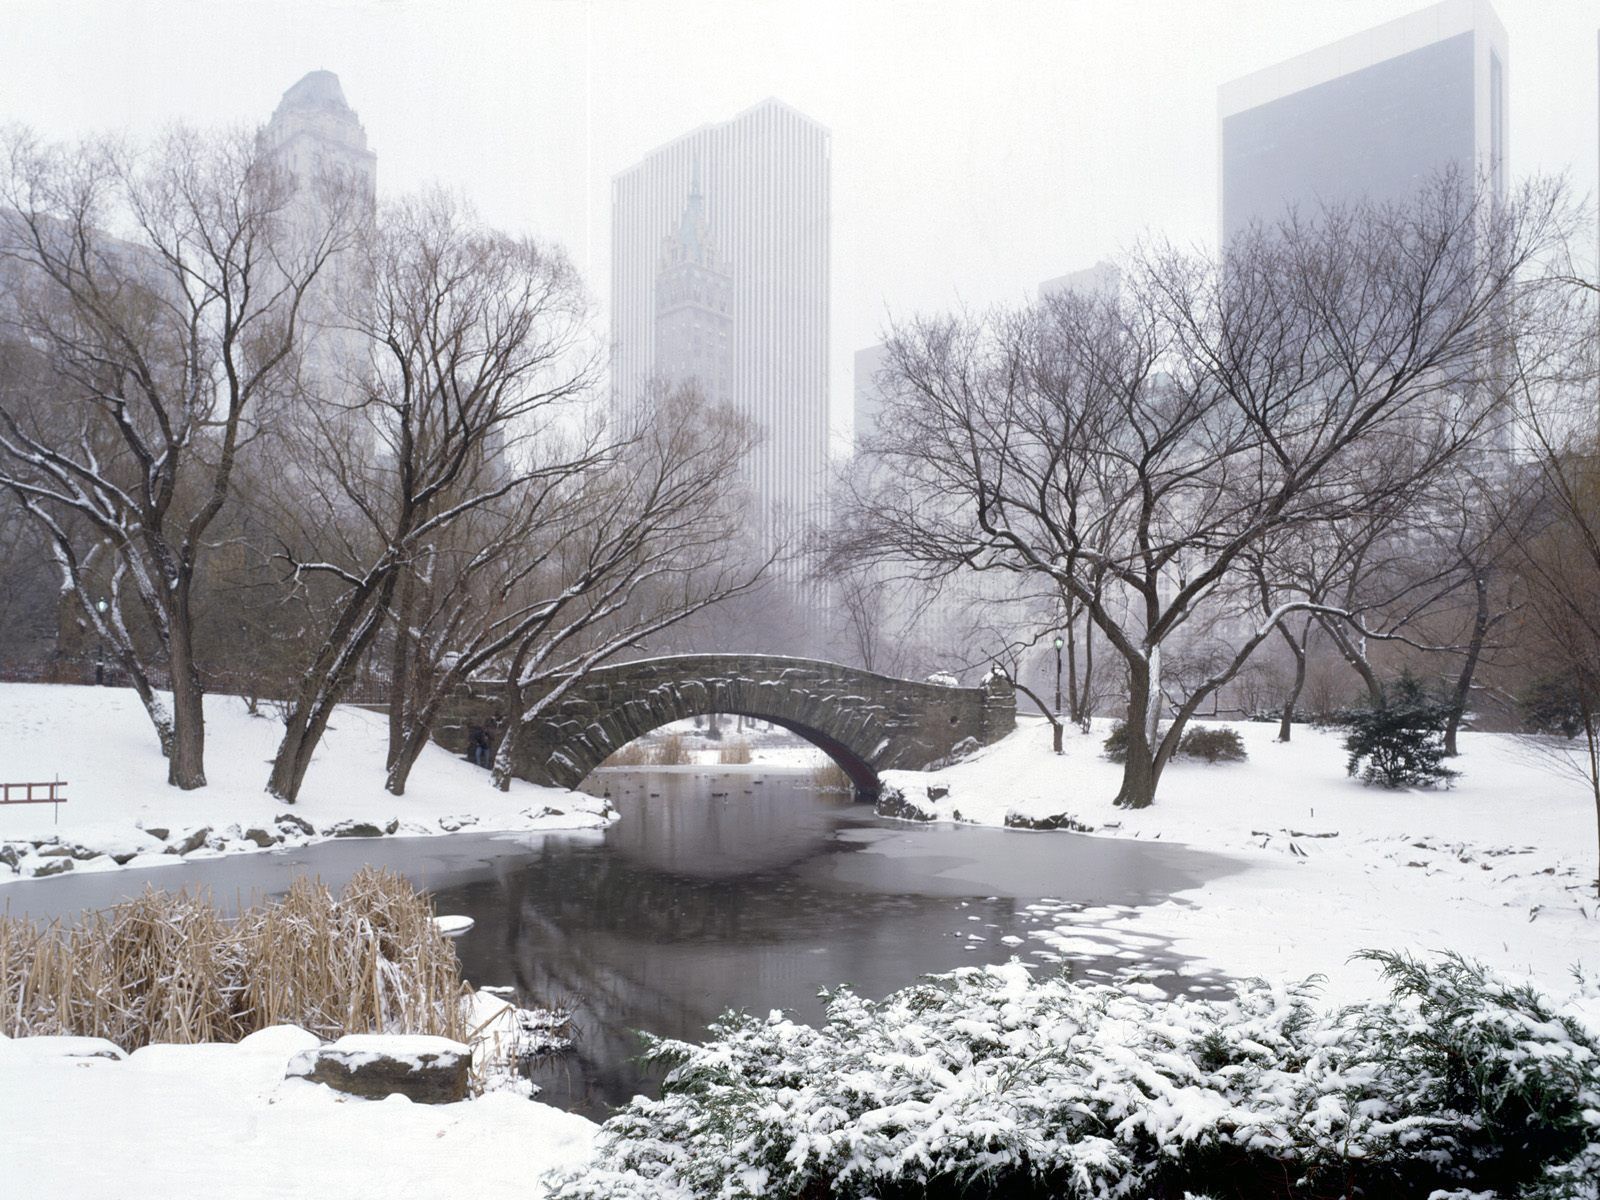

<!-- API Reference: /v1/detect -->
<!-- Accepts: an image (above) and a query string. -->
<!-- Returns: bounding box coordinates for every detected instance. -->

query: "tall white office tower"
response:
[260,71,377,403]
[612,99,831,578]
[1218,0,1507,243]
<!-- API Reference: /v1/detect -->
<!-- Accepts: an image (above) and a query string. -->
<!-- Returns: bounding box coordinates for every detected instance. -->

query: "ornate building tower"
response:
[612,98,831,579]
[259,70,377,406]
[654,166,734,407]
[261,70,377,218]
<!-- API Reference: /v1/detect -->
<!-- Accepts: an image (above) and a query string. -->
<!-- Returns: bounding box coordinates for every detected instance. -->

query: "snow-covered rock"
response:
[4,1036,126,1062]
[287,1034,471,1104]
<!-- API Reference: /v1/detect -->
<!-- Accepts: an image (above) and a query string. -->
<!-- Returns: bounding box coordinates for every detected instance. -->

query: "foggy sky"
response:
[4,0,1596,445]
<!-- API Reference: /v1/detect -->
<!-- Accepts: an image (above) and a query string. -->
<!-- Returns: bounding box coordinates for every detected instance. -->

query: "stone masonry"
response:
[439,655,1015,798]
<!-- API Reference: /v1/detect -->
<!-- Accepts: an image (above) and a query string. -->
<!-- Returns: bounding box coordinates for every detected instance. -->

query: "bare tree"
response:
[485,388,769,791]
[832,175,1565,808]
[1506,269,1600,896]
[267,192,589,802]
[0,125,359,787]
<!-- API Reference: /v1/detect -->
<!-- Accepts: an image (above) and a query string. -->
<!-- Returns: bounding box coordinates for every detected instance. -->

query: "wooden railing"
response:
[0,779,68,822]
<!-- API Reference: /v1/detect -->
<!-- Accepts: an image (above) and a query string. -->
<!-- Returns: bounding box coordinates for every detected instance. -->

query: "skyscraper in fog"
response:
[612,98,831,571]
[1219,0,1507,242]
[261,71,376,395]
[262,70,377,222]
[655,165,734,409]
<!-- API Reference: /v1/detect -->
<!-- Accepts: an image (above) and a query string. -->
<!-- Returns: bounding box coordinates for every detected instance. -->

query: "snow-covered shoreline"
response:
[0,683,615,886]
[0,1024,598,1199]
[878,715,1599,1002]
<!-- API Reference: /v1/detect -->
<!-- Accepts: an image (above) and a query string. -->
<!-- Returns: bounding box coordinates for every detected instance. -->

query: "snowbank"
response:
[0,1026,596,1199]
[0,683,612,884]
[881,716,1599,1001]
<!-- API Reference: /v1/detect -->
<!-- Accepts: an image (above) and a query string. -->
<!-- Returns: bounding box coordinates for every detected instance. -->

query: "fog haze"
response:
[3,0,1596,439]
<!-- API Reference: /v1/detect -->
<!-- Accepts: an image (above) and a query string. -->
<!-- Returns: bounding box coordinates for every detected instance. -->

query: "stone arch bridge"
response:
[442,655,1015,797]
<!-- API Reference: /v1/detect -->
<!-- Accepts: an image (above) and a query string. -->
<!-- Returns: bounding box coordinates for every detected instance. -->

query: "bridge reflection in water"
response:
[432,766,1237,1119]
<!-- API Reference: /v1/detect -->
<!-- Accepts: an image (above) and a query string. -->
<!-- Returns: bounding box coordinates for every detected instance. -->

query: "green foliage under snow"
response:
[1343,670,1459,789]
[547,952,1600,1200]
[1176,726,1247,764]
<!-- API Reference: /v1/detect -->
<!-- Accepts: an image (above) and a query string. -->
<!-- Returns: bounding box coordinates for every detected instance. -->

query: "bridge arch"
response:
[483,655,1015,798]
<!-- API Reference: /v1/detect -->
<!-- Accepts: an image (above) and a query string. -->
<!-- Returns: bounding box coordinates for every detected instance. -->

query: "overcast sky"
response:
[3,0,1596,440]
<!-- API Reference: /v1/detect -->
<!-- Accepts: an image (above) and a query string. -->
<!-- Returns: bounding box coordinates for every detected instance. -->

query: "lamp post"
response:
[94,598,108,685]
[1052,634,1064,754]
[1053,634,1064,717]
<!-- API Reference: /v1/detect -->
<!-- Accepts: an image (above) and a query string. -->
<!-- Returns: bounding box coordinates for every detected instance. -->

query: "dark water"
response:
[3,766,1243,1120]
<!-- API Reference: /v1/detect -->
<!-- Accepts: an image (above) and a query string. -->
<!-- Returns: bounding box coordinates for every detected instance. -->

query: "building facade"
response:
[612,98,831,573]
[260,70,377,403]
[261,69,377,237]
[852,342,889,454]
[1218,0,1507,242]
[654,166,735,408]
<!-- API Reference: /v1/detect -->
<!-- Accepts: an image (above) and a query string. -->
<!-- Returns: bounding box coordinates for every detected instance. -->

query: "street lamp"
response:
[1052,634,1064,755]
[1053,635,1064,716]
[94,598,108,686]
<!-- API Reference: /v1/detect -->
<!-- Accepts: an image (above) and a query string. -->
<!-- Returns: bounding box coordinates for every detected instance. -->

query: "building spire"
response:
[667,162,713,267]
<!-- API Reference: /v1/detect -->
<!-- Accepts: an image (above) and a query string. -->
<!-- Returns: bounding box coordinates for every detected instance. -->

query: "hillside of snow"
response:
[0,683,610,881]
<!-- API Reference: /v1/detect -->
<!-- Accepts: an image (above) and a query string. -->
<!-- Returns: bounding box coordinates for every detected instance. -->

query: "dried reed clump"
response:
[602,741,652,767]
[651,733,691,766]
[717,738,753,765]
[0,867,470,1050]
[810,761,854,793]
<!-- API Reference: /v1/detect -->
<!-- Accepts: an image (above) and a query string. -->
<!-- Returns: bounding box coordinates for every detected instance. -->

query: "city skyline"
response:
[612,97,830,572]
[3,1,1595,449]
[1219,0,1508,240]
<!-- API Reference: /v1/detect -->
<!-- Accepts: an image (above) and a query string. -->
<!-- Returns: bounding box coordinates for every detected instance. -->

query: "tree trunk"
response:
[1077,619,1095,731]
[385,727,428,797]
[1113,667,1158,809]
[121,654,176,758]
[1443,574,1490,757]
[1065,609,1080,726]
[386,569,418,771]
[1276,625,1308,744]
[1319,616,1384,708]
[165,602,207,789]
[267,699,341,803]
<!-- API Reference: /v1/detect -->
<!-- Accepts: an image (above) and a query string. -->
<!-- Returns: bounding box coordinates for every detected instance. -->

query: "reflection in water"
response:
[436,768,1238,1118]
[3,766,1241,1121]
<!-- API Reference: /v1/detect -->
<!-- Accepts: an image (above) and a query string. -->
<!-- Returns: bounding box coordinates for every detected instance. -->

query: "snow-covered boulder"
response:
[286,1034,470,1104]
[274,812,315,838]
[323,819,398,839]
[5,1036,125,1061]
[171,825,211,855]
[873,785,937,822]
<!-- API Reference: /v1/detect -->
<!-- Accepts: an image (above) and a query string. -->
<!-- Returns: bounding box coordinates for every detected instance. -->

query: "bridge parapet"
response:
[440,654,1014,797]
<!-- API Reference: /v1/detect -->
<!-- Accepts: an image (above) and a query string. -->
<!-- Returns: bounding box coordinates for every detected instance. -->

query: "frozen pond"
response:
[4,766,1244,1118]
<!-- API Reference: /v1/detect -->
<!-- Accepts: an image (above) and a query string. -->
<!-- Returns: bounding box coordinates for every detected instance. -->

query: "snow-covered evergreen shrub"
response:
[1343,670,1459,788]
[1102,720,1131,763]
[546,954,1600,1200]
[1176,727,1247,763]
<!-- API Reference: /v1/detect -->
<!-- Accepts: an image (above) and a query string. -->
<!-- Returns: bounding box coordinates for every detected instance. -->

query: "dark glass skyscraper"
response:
[1218,0,1507,242]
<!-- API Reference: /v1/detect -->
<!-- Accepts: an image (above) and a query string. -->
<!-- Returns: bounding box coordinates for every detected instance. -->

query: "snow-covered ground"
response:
[0,683,612,883]
[882,715,1599,1002]
[0,1027,596,1199]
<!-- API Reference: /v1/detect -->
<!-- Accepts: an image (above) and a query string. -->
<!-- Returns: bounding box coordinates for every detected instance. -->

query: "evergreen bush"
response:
[546,951,1600,1200]
[1102,721,1130,762]
[1177,726,1247,763]
[1343,670,1458,788]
